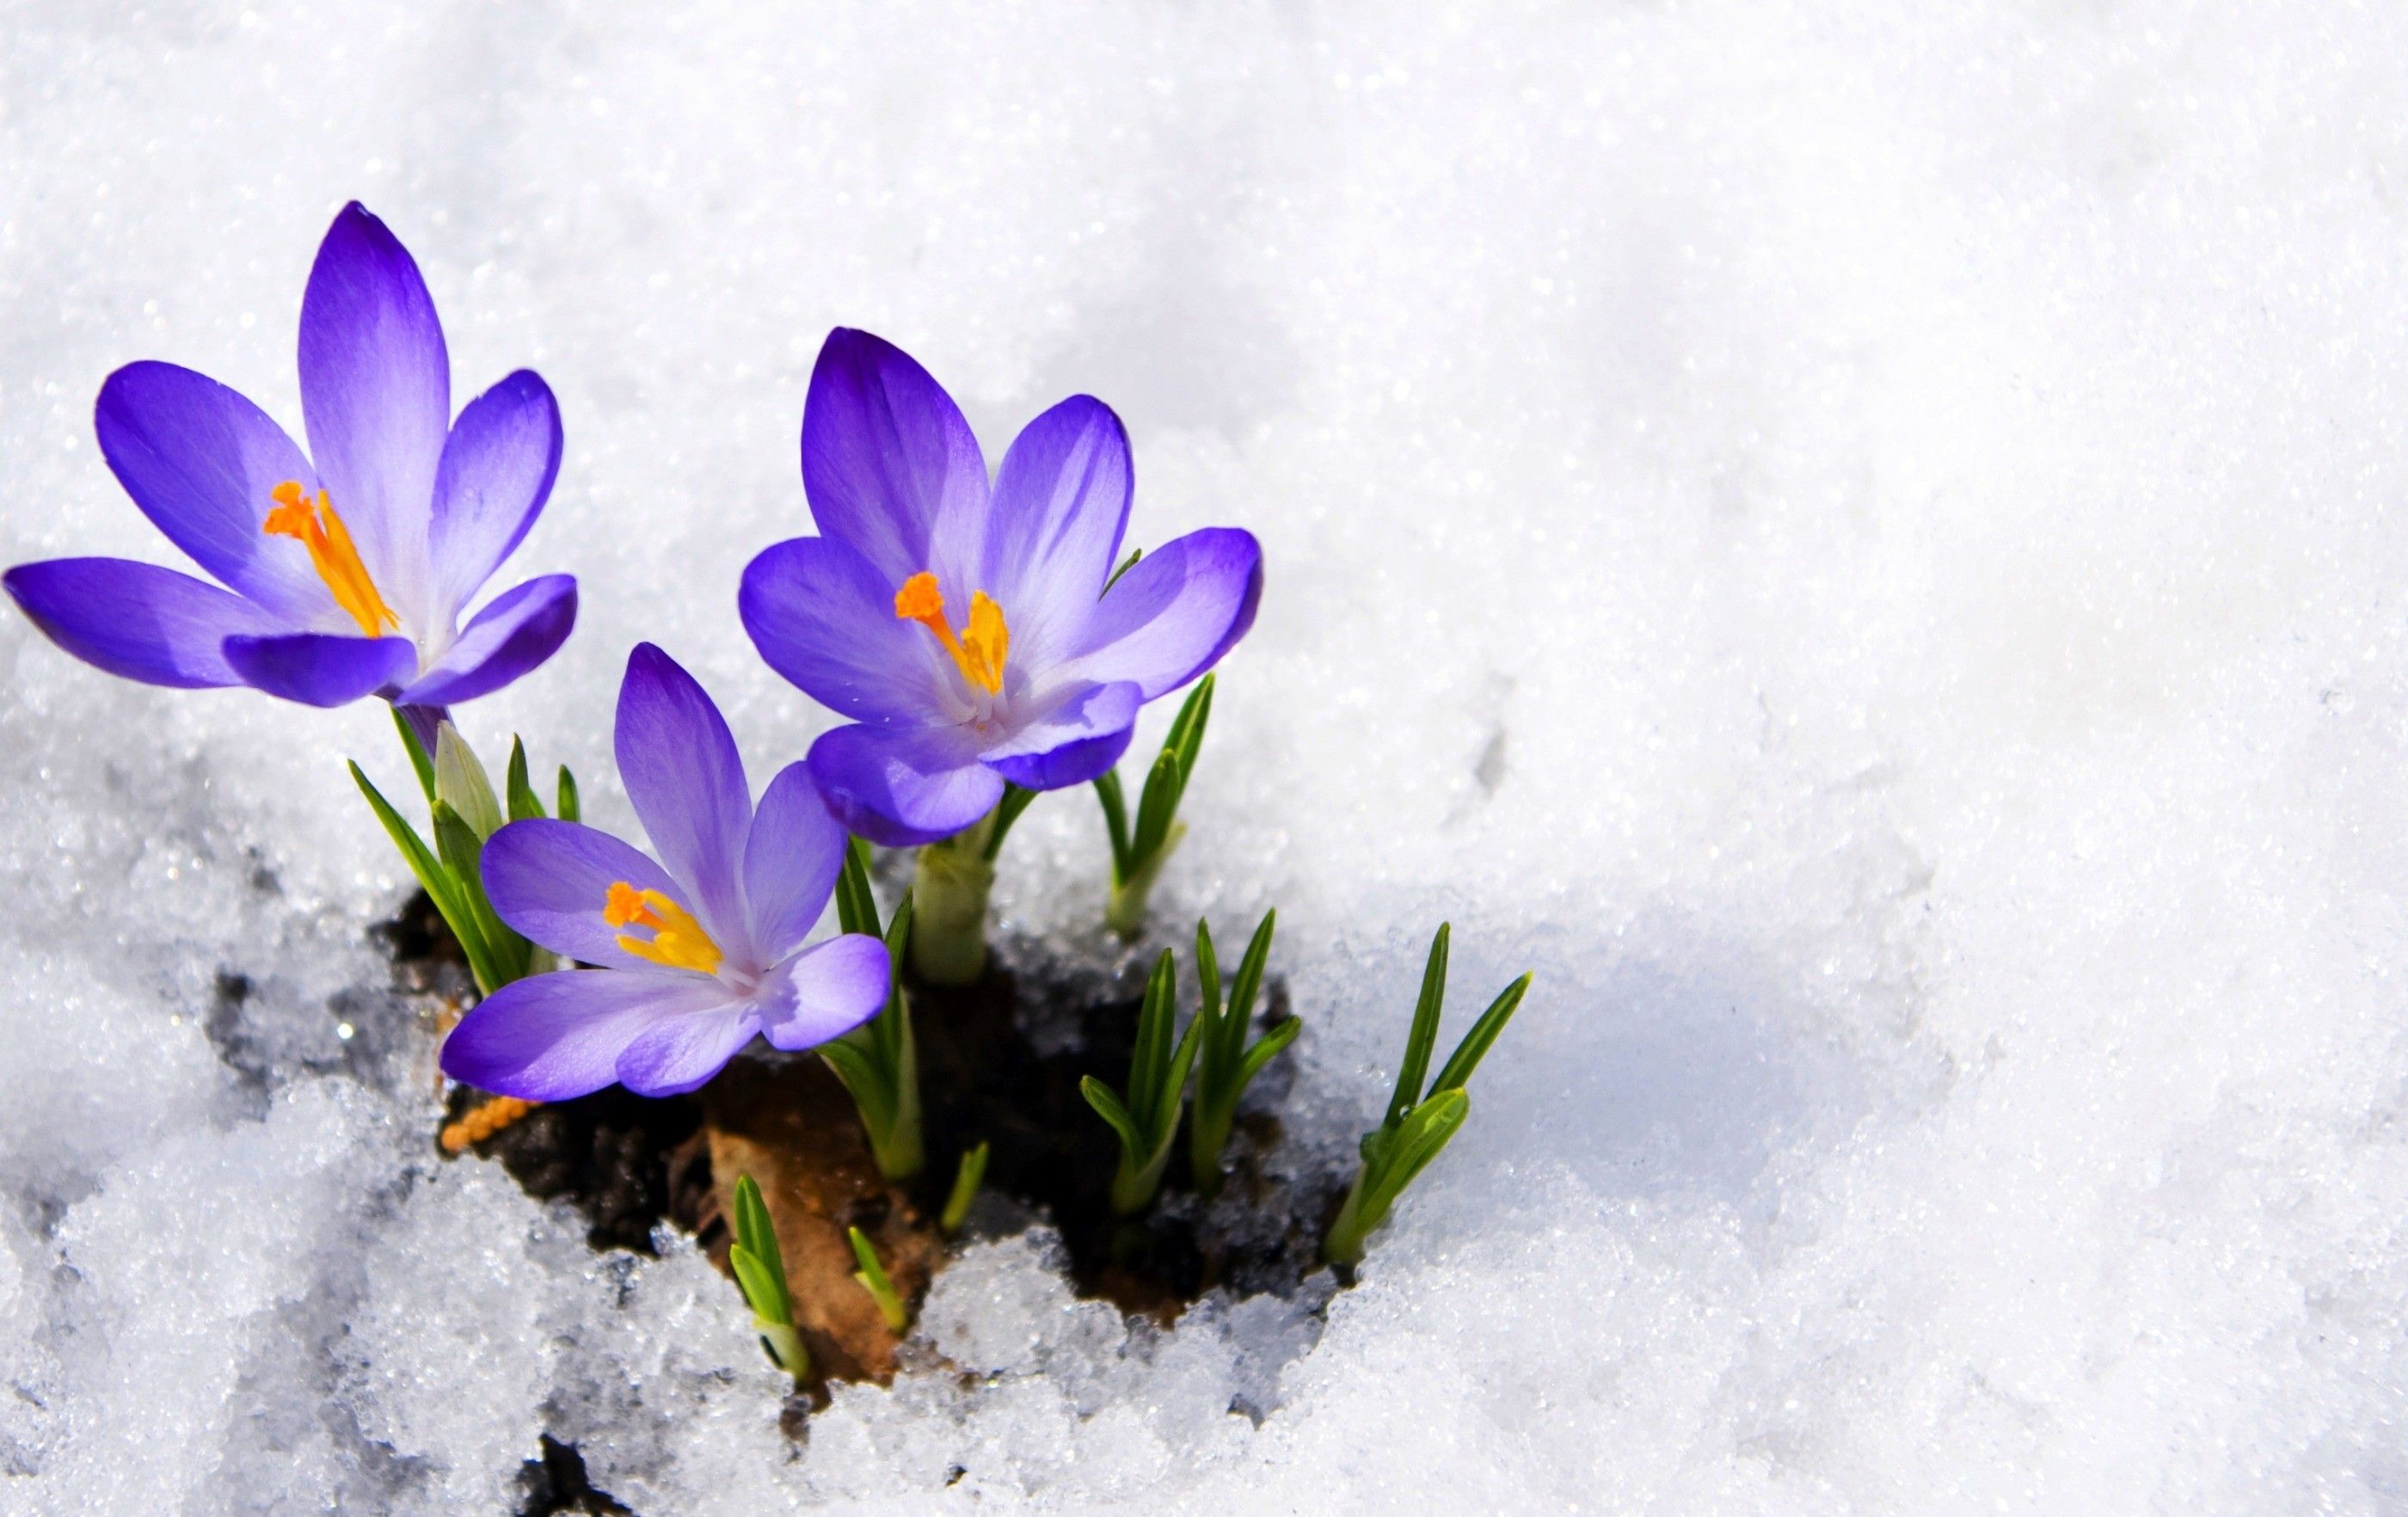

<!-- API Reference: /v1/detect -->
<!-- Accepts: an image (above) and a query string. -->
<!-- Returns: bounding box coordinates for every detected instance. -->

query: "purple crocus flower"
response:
[440,643,891,1101]
[3,202,574,710]
[737,329,1264,846]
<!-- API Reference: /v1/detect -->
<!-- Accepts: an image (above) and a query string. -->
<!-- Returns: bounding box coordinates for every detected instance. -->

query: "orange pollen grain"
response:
[893,571,1008,696]
[261,480,399,637]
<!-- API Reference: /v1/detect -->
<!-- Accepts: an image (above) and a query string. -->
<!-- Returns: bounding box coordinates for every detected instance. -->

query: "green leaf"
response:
[941,1141,989,1234]
[1369,1089,1471,1212]
[1194,918,1225,1047]
[1426,972,1533,1099]
[1222,907,1276,1069]
[1236,1014,1303,1088]
[729,1243,791,1327]
[1127,949,1178,1121]
[433,801,522,987]
[433,723,506,840]
[392,709,437,806]
[1165,674,1213,787]
[505,737,545,823]
[556,765,580,823]
[1103,546,1143,591]
[1387,924,1451,1127]
[1092,770,1133,882]
[1080,1076,1146,1158]
[733,1174,775,1259]
[982,783,1039,863]
[820,1037,897,1139]
[835,836,882,937]
[847,1225,909,1332]
[1129,745,1184,866]
[1156,1008,1205,1139]
[351,761,498,991]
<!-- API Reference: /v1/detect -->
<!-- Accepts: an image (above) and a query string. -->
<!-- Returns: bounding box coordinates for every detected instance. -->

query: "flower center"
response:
[894,572,1009,696]
[604,881,723,974]
[261,481,400,637]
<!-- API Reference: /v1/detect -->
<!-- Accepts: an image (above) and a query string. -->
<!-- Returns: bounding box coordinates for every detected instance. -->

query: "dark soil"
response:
[400,887,1343,1382]
[517,1435,630,1516]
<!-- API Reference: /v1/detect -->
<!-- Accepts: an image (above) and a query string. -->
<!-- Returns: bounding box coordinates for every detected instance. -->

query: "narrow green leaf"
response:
[352,761,497,990]
[835,835,882,937]
[556,765,580,823]
[1080,1076,1146,1159]
[1155,1006,1206,1142]
[982,783,1039,863]
[392,709,437,806]
[1166,674,1214,787]
[1426,972,1533,1099]
[941,1141,989,1235]
[433,724,507,841]
[1127,949,1177,1120]
[1368,1089,1471,1213]
[433,801,521,987]
[1129,746,1184,866]
[733,1173,776,1262]
[729,1243,792,1327]
[847,1225,910,1333]
[1223,908,1276,1069]
[505,737,545,822]
[1235,1014,1303,1088]
[1092,770,1133,882]
[820,1038,898,1139]
[1195,918,1225,1047]
[1103,546,1143,591]
[1387,924,1451,1127]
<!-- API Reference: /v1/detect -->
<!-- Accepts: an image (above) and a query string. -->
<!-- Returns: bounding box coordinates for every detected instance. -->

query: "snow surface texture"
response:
[3,2,2404,1511]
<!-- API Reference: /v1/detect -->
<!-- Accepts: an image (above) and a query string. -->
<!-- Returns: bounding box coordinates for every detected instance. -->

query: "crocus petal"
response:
[1062,527,1263,699]
[981,395,1132,669]
[4,557,281,689]
[391,574,576,708]
[298,202,448,627]
[480,817,687,971]
[614,1004,760,1097]
[759,934,891,1053]
[806,721,1002,848]
[440,967,728,1102]
[616,643,751,942]
[92,362,334,625]
[982,679,1142,791]
[428,369,562,623]
[741,760,849,964]
[738,534,946,724]
[220,630,415,707]
[800,329,986,588]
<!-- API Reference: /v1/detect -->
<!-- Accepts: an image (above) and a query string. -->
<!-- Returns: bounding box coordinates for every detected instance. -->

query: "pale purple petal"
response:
[4,557,281,689]
[220,630,415,707]
[805,721,1001,847]
[92,362,333,625]
[1061,527,1262,699]
[298,202,448,628]
[982,679,1141,791]
[739,534,947,724]
[391,574,576,708]
[800,329,986,589]
[480,817,686,971]
[981,395,1131,669]
[428,369,562,622]
[616,642,751,941]
[614,1005,761,1096]
[759,935,891,1053]
[440,967,728,1101]
[741,761,849,965]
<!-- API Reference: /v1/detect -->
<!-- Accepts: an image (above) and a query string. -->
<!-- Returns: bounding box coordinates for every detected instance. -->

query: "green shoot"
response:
[1095,676,1214,939]
[908,787,1035,984]
[941,1140,990,1234]
[729,1174,808,1381]
[556,764,580,823]
[848,1225,910,1334]
[819,839,924,1178]
[1188,910,1300,1198]
[1323,924,1533,1266]
[1080,949,1205,1215]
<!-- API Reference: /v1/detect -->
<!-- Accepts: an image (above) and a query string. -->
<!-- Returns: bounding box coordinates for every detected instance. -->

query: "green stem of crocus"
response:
[1104,820,1185,940]
[910,814,998,985]
[1322,1166,1377,1267]
[756,1318,808,1383]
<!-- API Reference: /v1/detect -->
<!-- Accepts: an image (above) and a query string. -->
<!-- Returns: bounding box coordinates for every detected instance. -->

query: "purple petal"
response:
[983,680,1141,791]
[800,329,987,587]
[741,760,849,964]
[298,202,448,627]
[805,721,1001,847]
[616,642,751,942]
[92,362,333,625]
[4,557,280,689]
[429,369,562,622]
[480,817,686,971]
[220,630,415,707]
[738,534,945,724]
[759,934,891,1052]
[440,967,728,1101]
[614,1004,760,1096]
[392,574,576,708]
[981,396,1132,669]
[1062,527,1262,699]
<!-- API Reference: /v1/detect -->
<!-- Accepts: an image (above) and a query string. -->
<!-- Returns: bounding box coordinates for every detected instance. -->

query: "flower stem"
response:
[1322,1168,1375,1267]
[910,813,999,985]
[1104,821,1182,939]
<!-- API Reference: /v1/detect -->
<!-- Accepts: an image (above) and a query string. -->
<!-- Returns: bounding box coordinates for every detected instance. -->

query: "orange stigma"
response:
[894,572,1008,696]
[604,881,722,974]
[261,481,399,637]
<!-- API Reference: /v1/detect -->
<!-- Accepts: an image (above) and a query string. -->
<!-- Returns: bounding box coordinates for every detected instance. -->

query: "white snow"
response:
[7,1,2408,1510]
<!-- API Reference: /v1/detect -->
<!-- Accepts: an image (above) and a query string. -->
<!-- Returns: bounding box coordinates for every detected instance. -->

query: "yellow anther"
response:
[603,881,722,974]
[893,571,1009,696]
[261,480,400,637]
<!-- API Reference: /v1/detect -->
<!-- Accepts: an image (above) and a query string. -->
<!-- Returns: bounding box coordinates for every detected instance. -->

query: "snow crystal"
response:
[8,1,2408,1511]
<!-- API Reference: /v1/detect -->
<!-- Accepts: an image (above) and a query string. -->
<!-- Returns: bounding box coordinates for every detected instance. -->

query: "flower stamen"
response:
[604,880,722,974]
[262,481,399,637]
[894,571,1008,696]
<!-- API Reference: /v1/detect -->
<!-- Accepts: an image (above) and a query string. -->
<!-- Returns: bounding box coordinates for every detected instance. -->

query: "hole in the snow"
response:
[517,1434,630,1517]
